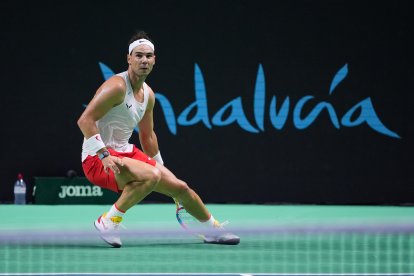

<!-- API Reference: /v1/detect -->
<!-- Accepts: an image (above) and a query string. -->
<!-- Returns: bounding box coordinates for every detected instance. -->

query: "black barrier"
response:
[0,0,413,204]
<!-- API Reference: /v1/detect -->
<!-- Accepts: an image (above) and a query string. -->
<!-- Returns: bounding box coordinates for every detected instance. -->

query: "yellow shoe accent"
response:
[102,212,123,224]
[213,220,229,229]
[110,216,123,223]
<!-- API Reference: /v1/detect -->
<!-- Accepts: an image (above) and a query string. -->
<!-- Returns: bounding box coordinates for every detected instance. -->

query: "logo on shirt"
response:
[126,103,132,109]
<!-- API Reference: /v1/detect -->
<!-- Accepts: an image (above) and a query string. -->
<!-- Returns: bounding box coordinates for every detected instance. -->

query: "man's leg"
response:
[114,157,161,211]
[152,163,211,222]
[153,163,240,245]
[94,157,161,247]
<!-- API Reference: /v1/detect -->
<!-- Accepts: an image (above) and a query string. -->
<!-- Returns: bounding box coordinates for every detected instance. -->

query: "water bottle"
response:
[14,173,26,205]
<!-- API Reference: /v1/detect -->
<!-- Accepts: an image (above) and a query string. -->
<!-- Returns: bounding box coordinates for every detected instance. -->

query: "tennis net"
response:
[1,222,413,274]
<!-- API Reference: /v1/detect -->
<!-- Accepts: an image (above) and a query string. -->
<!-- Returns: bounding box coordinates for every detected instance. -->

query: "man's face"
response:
[128,45,156,76]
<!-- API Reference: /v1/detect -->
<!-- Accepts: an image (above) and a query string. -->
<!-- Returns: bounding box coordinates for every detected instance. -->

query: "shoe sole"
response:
[94,221,122,248]
[203,236,240,245]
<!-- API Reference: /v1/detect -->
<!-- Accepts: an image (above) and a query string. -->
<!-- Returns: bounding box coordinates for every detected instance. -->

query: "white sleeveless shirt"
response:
[81,71,149,161]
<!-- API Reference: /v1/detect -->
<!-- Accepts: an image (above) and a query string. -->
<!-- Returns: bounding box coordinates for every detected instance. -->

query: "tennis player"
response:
[77,31,240,247]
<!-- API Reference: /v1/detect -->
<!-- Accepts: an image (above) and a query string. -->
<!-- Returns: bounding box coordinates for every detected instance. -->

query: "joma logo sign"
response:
[58,185,104,198]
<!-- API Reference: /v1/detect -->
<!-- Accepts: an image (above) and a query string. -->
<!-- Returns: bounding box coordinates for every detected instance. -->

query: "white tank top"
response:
[81,71,149,161]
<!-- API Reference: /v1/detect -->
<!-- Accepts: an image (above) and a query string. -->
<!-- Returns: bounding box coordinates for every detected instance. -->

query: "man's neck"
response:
[127,69,146,93]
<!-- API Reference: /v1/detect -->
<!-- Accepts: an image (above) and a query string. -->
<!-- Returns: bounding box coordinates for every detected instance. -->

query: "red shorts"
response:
[82,145,156,193]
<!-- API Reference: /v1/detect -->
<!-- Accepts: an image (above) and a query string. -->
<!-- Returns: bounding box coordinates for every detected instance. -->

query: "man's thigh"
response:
[115,157,159,190]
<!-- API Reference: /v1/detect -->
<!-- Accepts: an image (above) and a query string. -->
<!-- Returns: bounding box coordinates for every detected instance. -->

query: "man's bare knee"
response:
[149,167,161,186]
[172,180,192,199]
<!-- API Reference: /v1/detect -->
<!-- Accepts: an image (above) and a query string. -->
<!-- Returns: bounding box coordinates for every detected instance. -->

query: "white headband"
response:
[128,39,155,54]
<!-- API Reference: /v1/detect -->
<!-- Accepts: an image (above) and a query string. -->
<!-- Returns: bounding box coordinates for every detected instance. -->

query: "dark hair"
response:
[128,30,153,52]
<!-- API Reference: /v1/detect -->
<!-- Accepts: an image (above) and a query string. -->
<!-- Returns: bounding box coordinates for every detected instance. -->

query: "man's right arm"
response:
[77,76,125,139]
[77,76,126,173]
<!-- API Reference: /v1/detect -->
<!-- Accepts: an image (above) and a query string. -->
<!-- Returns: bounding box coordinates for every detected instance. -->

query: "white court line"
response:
[1,273,414,276]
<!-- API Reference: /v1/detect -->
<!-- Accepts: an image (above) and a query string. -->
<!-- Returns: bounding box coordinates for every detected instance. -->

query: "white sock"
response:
[106,204,125,219]
[201,214,216,227]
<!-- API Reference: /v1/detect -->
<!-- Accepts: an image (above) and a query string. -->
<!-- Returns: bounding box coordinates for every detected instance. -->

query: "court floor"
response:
[0,204,413,275]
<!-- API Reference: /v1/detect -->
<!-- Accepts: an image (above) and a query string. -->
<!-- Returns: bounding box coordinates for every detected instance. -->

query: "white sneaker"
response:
[201,220,240,245]
[94,213,122,248]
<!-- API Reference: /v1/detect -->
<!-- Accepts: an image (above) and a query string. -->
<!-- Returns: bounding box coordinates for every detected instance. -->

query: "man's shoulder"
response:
[144,82,156,94]
[104,75,127,92]
[95,76,127,104]
[145,83,155,99]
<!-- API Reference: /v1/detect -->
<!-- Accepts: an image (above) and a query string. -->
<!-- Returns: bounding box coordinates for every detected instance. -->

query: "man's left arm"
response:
[138,88,164,165]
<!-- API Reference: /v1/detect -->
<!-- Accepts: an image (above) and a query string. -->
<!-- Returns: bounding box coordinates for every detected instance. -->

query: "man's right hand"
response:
[102,156,124,174]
